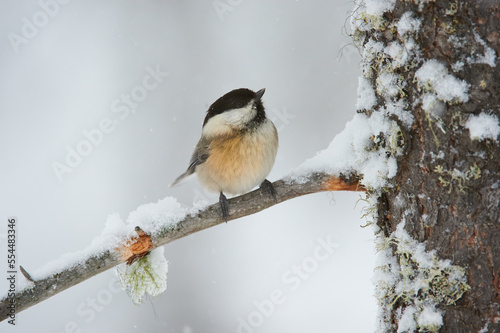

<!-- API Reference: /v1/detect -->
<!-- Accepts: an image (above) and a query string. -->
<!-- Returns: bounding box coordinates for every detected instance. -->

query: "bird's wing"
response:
[169,138,210,187]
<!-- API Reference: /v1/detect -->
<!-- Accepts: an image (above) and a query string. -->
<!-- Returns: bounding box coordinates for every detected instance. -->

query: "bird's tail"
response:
[169,170,195,188]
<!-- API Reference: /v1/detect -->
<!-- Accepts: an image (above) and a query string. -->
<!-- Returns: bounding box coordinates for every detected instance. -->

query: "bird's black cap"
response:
[203,88,266,126]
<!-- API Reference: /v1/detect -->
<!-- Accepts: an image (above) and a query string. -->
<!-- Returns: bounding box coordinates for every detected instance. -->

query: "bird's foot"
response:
[219,192,229,222]
[260,179,277,202]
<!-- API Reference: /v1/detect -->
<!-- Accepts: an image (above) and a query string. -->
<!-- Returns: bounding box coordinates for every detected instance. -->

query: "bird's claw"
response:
[219,192,229,222]
[260,179,277,202]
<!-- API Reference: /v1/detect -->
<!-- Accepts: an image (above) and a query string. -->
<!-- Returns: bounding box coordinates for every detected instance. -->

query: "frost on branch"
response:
[116,247,169,305]
[290,111,404,191]
[113,197,194,304]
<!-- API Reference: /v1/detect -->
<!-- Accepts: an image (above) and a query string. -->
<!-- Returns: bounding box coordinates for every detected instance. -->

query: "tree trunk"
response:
[353,0,499,332]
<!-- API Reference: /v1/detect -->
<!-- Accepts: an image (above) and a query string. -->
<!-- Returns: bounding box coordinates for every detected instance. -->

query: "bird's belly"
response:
[196,127,277,195]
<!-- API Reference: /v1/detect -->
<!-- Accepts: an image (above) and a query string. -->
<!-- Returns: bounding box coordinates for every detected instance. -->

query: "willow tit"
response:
[171,88,278,221]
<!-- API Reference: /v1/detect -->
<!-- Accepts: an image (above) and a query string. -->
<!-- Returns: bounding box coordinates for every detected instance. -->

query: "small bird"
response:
[171,88,279,221]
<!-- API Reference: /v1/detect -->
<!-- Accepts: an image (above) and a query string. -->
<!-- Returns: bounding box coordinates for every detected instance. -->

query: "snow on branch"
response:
[0,172,363,322]
[1,85,405,318]
[1,70,412,317]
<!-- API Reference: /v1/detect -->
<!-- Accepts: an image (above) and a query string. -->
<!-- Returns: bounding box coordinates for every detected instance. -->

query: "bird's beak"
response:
[255,88,266,101]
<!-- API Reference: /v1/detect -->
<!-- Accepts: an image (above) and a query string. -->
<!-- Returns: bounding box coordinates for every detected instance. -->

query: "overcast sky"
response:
[0,1,377,332]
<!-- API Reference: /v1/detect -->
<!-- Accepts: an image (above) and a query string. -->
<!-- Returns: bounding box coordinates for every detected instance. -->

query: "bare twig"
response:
[0,172,364,321]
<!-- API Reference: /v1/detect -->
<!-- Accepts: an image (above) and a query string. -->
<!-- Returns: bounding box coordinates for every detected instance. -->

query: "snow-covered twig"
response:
[0,172,363,321]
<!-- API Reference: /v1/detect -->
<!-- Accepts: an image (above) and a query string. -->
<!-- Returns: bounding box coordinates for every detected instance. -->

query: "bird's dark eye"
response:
[234,101,246,109]
[252,104,257,110]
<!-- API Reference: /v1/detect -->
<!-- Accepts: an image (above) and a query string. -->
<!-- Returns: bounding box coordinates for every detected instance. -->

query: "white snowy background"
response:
[0,1,377,332]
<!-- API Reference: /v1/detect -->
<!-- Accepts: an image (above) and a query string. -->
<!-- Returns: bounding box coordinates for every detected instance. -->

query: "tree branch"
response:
[0,172,364,322]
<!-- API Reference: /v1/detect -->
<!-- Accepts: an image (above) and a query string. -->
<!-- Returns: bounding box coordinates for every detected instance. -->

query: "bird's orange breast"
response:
[196,124,278,195]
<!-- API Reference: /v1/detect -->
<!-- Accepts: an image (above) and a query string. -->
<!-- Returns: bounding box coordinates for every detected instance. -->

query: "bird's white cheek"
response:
[202,114,232,137]
[202,106,255,137]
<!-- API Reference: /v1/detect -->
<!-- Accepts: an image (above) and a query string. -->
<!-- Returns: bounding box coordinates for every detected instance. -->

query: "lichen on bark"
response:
[351,0,499,332]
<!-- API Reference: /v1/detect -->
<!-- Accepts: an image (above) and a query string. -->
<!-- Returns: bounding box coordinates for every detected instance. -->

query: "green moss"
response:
[445,1,458,16]
[428,267,471,305]
[375,230,470,332]
[116,248,168,305]
[450,110,466,130]
[434,163,481,193]
[154,222,180,239]
[424,111,445,147]
[357,194,378,228]
[366,122,405,158]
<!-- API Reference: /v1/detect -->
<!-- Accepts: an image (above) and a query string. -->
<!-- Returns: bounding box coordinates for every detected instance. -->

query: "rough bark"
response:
[355,0,499,332]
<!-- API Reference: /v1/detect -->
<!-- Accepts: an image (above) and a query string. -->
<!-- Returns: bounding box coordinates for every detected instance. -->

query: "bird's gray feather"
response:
[170,138,210,187]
